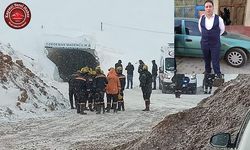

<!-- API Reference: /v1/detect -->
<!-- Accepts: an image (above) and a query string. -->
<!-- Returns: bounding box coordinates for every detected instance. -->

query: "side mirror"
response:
[159,67,163,73]
[210,133,231,148]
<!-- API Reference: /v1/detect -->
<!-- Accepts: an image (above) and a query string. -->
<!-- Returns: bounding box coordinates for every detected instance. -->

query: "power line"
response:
[101,22,174,35]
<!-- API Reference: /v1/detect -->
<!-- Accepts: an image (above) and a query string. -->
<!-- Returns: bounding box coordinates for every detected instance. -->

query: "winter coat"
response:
[68,74,77,91]
[74,75,87,93]
[86,74,95,92]
[94,73,108,92]
[115,62,123,70]
[118,73,126,91]
[139,70,152,94]
[152,63,158,76]
[125,64,134,76]
[106,68,121,94]
[172,74,185,90]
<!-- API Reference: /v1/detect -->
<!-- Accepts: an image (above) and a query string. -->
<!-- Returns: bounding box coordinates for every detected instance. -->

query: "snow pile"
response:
[0,46,69,121]
[117,74,250,150]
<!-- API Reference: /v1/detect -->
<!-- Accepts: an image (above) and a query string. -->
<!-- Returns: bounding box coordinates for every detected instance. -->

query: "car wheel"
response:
[225,48,247,67]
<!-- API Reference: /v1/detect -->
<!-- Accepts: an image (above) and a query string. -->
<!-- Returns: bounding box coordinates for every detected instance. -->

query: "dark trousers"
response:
[202,46,221,74]
[126,75,133,89]
[152,75,157,89]
[106,94,118,112]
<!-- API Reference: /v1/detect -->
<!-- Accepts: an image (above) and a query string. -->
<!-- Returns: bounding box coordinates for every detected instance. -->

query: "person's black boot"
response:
[142,101,150,111]
[102,103,105,114]
[76,103,80,114]
[117,102,121,111]
[89,103,94,112]
[121,102,125,111]
[113,103,118,113]
[106,103,111,113]
[96,104,101,114]
[80,103,87,115]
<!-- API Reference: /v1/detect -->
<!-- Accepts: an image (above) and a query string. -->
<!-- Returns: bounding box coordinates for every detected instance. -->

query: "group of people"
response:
[68,59,158,114]
[68,65,125,115]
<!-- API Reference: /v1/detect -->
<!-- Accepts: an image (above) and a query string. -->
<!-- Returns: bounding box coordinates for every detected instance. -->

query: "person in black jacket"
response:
[116,66,126,111]
[139,64,152,111]
[138,60,144,79]
[74,68,88,115]
[151,60,158,90]
[94,66,108,114]
[172,74,185,98]
[115,60,123,71]
[125,62,134,89]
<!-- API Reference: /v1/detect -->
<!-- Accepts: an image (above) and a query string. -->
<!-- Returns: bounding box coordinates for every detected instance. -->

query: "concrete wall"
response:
[214,0,219,14]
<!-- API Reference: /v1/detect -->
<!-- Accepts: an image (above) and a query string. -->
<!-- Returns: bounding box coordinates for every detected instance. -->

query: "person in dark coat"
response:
[172,74,185,98]
[85,68,95,112]
[115,60,123,71]
[74,68,88,115]
[125,62,134,89]
[116,66,126,111]
[94,66,108,114]
[138,60,144,78]
[204,73,215,94]
[151,60,158,90]
[139,64,152,111]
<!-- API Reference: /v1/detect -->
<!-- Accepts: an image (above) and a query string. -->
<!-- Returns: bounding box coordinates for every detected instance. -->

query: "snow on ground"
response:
[0,84,211,149]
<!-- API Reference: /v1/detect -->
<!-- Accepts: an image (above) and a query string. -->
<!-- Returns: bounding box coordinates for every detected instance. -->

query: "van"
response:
[159,43,197,94]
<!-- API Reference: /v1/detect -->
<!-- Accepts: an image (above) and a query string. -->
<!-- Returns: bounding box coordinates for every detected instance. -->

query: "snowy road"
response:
[0,87,210,150]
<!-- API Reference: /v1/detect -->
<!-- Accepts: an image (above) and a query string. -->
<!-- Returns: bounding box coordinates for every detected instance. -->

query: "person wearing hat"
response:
[94,66,108,114]
[116,66,126,111]
[138,60,144,79]
[151,60,158,90]
[125,62,134,89]
[106,67,121,113]
[115,60,123,71]
[139,64,152,111]
[74,69,88,114]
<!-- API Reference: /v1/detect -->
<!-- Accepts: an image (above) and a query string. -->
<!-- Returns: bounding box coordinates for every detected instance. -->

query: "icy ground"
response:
[0,84,210,150]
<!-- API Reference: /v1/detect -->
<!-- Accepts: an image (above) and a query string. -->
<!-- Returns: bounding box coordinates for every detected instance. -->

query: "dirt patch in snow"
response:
[117,74,250,150]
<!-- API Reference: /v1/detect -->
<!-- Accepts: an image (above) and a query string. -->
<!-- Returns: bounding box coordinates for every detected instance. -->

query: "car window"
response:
[184,21,201,36]
[175,20,182,34]
[165,58,176,71]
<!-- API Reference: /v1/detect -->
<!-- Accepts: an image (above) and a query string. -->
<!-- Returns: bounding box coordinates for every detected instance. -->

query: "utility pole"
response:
[101,22,103,31]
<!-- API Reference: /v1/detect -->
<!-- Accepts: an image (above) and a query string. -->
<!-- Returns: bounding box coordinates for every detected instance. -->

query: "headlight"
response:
[190,74,196,79]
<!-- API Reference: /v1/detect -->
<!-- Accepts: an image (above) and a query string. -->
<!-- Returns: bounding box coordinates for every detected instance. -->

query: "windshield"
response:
[165,58,176,71]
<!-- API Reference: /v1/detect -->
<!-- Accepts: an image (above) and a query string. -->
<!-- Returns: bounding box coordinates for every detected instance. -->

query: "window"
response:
[165,58,176,71]
[185,21,201,36]
[175,20,182,34]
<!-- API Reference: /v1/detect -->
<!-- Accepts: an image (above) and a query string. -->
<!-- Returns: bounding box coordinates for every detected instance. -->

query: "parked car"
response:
[175,18,250,67]
[210,110,250,150]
